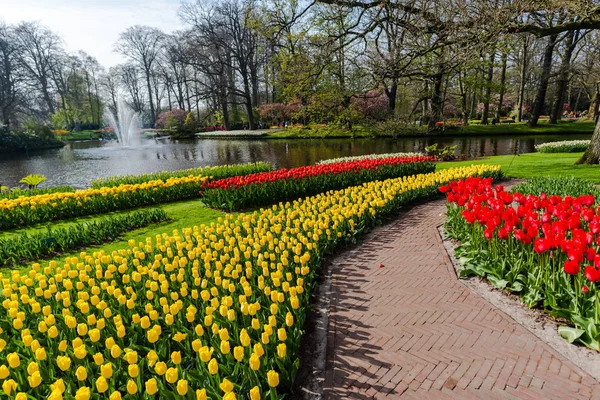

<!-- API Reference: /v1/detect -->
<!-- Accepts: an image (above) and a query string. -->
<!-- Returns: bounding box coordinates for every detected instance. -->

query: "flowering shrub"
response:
[442,177,600,350]
[535,140,590,153]
[0,164,500,399]
[202,156,437,211]
[0,176,207,230]
[91,162,271,189]
[155,109,186,129]
[316,152,424,165]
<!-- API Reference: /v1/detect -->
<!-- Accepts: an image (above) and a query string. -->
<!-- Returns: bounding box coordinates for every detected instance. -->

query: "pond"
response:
[0,133,591,188]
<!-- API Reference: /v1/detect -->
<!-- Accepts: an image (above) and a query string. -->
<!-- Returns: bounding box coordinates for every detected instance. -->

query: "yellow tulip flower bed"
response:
[0,165,501,399]
[0,176,208,230]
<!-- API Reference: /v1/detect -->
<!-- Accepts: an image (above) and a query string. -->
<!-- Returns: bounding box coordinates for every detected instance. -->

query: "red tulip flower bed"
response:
[201,156,435,211]
[442,176,600,350]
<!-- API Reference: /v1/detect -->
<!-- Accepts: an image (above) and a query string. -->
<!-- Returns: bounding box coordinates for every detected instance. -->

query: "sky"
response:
[0,0,183,67]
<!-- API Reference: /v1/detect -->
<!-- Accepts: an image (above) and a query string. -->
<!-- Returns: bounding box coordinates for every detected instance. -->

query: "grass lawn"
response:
[61,130,101,141]
[3,199,224,272]
[438,152,600,183]
[266,119,595,139]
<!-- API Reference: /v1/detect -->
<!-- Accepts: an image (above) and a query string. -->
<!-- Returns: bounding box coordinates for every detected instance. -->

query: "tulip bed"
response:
[0,176,207,230]
[91,162,271,189]
[0,186,76,201]
[316,152,424,165]
[0,165,500,399]
[0,209,168,267]
[201,156,436,211]
[535,140,590,153]
[442,176,600,350]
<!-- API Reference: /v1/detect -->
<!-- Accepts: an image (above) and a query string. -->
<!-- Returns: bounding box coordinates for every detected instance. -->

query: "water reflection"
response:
[0,134,590,188]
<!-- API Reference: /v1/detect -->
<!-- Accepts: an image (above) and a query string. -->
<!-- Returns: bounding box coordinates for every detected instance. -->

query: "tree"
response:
[0,23,22,126]
[115,26,164,126]
[13,22,63,117]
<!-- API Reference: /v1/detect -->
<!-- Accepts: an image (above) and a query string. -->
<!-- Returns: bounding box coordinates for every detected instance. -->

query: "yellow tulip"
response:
[223,392,237,400]
[154,362,167,375]
[7,352,20,368]
[220,378,234,393]
[177,379,188,395]
[208,358,218,375]
[171,351,182,365]
[110,344,122,358]
[56,356,71,371]
[267,370,279,387]
[250,386,260,400]
[75,366,87,381]
[28,371,42,388]
[0,365,9,379]
[75,387,91,400]
[277,343,287,358]
[166,367,178,383]
[199,347,212,362]
[128,364,139,378]
[127,380,138,395]
[15,393,27,400]
[233,346,244,362]
[109,391,122,400]
[220,340,231,354]
[285,312,294,327]
[2,379,17,395]
[249,353,260,371]
[196,389,207,400]
[93,353,104,366]
[145,379,158,395]
[100,363,113,379]
[96,376,108,393]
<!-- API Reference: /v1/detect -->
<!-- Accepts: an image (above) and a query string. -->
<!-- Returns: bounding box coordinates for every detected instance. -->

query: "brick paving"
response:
[323,200,600,399]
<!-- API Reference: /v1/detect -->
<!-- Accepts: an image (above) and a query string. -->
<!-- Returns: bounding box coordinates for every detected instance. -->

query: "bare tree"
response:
[115,26,164,126]
[13,22,63,117]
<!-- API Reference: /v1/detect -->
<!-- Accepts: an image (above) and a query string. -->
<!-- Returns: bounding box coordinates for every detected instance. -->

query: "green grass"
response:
[3,199,224,272]
[61,130,101,141]
[266,119,595,139]
[438,152,600,183]
[455,120,594,135]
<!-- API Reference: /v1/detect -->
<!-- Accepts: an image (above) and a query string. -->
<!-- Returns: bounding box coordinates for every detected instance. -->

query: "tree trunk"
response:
[588,83,600,120]
[576,117,600,164]
[428,64,444,129]
[459,72,469,125]
[528,34,558,127]
[517,38,528,122]
[386,80,398,114]
[481,49,496,125]
[495,51,508,121]
[145,71,156,126]
[550,30,577,124]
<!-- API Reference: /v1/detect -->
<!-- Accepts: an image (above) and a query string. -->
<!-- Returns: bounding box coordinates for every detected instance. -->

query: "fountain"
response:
[106,98,141,147]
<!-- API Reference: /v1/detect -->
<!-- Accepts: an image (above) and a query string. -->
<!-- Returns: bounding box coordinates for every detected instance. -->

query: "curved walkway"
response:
[323,199,600,399]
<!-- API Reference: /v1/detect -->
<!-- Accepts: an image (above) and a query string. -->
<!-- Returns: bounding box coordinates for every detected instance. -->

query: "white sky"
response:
[0,0,183,67]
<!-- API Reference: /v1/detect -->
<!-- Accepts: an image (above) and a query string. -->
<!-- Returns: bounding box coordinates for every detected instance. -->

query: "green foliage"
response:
[90,162,272,188]
[426,144,458,161]
[0,123,64,153]
[511,176,600,199]
[19,174,47,189]
[165,115,179,131]
[375,119,428,138]
[184,112,198,132]
[0,209,168,267]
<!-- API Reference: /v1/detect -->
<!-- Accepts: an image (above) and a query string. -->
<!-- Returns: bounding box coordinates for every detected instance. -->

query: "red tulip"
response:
[584,265,600,282]
[564,260,580,275]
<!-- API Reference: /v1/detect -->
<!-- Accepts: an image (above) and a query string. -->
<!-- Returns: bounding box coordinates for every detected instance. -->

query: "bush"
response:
[0,208,168,267]
[0,124,64,153]
[535,140,590,153]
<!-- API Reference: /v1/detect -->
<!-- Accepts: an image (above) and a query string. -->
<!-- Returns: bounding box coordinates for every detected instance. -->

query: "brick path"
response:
[323,200,600,399]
